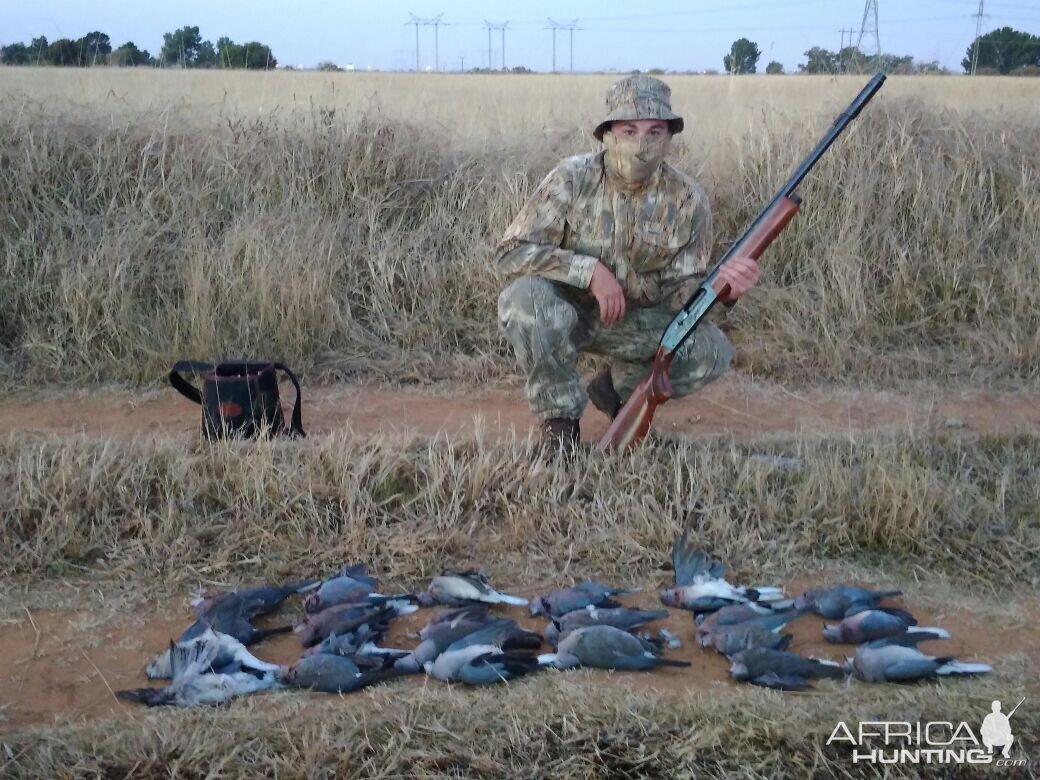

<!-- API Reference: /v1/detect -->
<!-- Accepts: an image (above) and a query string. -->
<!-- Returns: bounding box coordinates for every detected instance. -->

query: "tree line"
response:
[722,27,1039,75]
[0,26,277,69]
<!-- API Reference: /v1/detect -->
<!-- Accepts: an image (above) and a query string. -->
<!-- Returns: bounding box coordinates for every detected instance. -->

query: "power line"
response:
[547,18,579,73]
[971,0,987,75]
[407,12,446,72]
[484,20,508,70]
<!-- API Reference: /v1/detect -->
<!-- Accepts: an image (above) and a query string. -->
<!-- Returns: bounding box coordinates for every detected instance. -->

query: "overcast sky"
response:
[5,0,1039,73]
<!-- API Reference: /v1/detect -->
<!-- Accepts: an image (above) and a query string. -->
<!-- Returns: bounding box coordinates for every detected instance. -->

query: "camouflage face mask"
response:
[603,131,671,186]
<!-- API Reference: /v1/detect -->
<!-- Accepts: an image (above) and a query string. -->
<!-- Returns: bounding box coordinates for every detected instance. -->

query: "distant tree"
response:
[215,37,276,69]
[160,25,204,66]
[510,65,532,73]
[962,27,1040,74]
[29,36,49,62]
[1011,64,1040,76]
[799,46,837,74]
[195,39,217,68]
[110,41,153,66]
[765,60,784,74]
[317,61,342,71]
[46,38,83,66]
[81,31,112,65]
[647,67,666,75]
[723,38,760,74]
[913,60,947,74]
[0,42,31,64]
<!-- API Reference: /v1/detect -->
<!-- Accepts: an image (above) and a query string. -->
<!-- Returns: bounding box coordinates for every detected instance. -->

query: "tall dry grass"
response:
[3,429,1038,587]
[0,73,1038,388]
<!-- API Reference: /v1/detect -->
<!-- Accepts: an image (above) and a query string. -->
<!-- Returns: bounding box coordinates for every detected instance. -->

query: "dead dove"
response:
[728,646,846,690]
[538,625,691,671]
[395,606,497,673]
[707,622,794,657]
[658,529,786,613]
[120,630,278,707]
[425,645,542,685]
[442,618,543,653]
[147,580,317,677]
[304,623,409,660]
[417,569,528,607]
[304,563,381,614]
[544,606,670,646]
[794,585,902,619]
[696,607,809,648]
[823,607,950,644]
[529,582,639,617]
[280,654,405,693]
[295,603,415,648]
[845,634,991,683]
[147,625,281,680]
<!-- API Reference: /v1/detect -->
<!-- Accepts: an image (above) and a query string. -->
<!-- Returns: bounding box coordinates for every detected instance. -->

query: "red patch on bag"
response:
[217,401,243,418]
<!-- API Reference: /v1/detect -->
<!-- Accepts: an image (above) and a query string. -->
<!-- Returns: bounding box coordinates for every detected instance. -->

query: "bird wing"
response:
[749,672,812,690]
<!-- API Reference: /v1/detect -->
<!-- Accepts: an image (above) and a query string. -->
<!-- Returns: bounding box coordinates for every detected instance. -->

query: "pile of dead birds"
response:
[118,531,992,708]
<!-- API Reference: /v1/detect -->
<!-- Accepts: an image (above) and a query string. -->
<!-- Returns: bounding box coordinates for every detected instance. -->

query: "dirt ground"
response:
[1,376,1038,440]
[2,579,1037,733]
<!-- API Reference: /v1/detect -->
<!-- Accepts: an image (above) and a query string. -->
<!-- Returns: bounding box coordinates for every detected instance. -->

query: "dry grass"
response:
[0,73,1038,388]
[5,675,1038,778]
[2,429,1038,589]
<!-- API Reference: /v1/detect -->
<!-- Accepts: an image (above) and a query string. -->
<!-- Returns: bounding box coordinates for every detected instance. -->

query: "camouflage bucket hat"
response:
[593,74,684,141]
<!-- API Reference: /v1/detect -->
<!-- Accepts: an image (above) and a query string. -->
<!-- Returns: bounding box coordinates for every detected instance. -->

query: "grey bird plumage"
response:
[707,622,794,657]
[728,646,846,690]
[121,629,279,707]
[280,653,405,693]
[794,585,902,619]
[147,624,281,680]
[538,625,691,671]
[845,634,990,683]
[544,606,670,646]
[417,569,528,607]
[395,607,496,672]
[658,529,785,613]
[425,644,542,685]
[529,582,638,617]
[295,604,407,648]
[304,563,380,614]
[696,607,808,648]
[822,607,950,644]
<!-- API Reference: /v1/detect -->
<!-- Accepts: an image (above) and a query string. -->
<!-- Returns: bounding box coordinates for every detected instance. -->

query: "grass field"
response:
[1,69,1039,777]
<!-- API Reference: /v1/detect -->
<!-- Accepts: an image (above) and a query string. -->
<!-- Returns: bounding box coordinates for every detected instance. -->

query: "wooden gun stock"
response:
[598,196,801,453]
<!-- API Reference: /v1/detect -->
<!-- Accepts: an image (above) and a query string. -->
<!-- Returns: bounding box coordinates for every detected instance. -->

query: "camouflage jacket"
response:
[494,151,712,310]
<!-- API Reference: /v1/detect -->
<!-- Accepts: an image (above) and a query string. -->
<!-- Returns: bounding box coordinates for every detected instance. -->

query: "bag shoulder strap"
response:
[273,362,306,437]
[169,361,214,406]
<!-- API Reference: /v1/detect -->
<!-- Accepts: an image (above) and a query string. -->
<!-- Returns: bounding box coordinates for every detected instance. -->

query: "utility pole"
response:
[547,18,579,73]
[407,13,446,71]
[855,0,881,67]
[459,55,465,72]
[971,0,987,75]
[484,20,508,70]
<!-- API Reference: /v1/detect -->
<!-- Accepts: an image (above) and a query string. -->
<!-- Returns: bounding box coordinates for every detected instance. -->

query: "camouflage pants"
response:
[498,276,733,420]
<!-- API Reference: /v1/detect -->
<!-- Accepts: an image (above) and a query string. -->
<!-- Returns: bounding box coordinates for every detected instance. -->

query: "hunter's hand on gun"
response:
[715,256,761,302]
[589,261,626,326]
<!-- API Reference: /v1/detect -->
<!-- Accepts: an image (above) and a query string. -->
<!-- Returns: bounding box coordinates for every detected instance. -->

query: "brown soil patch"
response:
[2,581,1037,733]
[0,377,1038,441]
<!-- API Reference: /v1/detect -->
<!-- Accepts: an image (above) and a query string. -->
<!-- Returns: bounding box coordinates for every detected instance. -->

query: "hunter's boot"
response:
[542,417,580,455]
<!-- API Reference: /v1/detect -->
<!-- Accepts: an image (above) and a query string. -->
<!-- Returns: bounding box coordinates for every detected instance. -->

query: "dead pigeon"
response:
[295,603,414,648]
[395,607,497,673]
[529,582,638,617]
[417,569,528,607]
[544,606,670,646]
[823,608,950,644]
[696,607,808,648]
[442,618,543,653]
[147,625,281,680]
[538,625,691,671]
[845,634,990,683]
[658,529,785,613]
[120,631,278,707]
[280,654,405,693]
[304,563,381,614]
[304,623,399,658]
[695,603,783,632]
[707,622,794,657]
[794,585,902,619]
[147,580,317,677]
[425,645,542,685]
[728,647,846,690]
